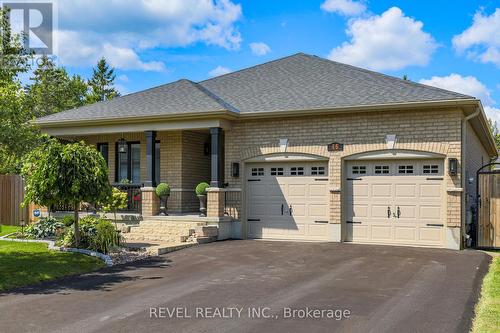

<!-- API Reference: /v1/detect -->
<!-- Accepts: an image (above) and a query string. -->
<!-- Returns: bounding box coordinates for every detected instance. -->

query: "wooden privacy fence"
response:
[477,166,500,248]
[0,175,29,226]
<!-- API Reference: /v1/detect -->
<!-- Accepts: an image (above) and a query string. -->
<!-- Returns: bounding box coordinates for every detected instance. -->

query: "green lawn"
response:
[0,225,21,237]
[472,254,500,333]
[0,240,104,291]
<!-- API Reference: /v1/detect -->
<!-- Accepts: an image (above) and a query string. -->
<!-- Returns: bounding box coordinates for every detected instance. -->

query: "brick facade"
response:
[224,108,464,229]
[81,130,210,214]
[76,107,491,243]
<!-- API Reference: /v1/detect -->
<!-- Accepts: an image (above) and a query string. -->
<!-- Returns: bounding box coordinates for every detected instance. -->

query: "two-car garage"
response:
[245,156,446,248]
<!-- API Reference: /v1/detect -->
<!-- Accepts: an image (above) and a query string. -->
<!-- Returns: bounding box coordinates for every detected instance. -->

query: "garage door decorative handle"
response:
[281,204,284,215]
[397,207,401,218]
[289,205,293,216]
[387,206,391,218]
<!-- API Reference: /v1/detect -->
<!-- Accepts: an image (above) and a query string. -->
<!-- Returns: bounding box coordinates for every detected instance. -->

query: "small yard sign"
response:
[327,142,344,152]
[33,209,41,218]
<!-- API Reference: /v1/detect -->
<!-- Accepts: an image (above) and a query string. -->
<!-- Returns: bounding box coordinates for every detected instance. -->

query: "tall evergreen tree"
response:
[0,7,32,85]
[86,57,119,103]
[25,55,89,117]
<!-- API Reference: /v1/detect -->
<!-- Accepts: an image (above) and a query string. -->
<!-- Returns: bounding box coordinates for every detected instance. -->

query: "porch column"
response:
[210,127,224,188]
[144,130,157,187]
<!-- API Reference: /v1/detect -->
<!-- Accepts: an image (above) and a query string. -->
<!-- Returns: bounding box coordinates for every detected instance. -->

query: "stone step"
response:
[196,236,218,244]
[124,234,185,243]
[194,226,218,237]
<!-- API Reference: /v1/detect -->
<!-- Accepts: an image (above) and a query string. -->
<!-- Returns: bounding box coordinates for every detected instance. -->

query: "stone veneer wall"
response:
[81,130,210,214]
[223,108,464,230]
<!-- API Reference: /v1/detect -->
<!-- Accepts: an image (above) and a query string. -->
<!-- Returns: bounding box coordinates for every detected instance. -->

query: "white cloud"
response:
[328,7,437,71]
[419,74,494,105]
[419,74,500,124]
[209,66,231,77]
[485,106,500,125]
[321,0,366,16]
[117,74,129,82]
[452,9,500,67]
[54,0,242,71]
[249,42,271,56]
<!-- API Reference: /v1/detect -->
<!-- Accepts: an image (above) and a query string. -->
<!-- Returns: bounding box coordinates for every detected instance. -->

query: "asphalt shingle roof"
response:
[36,53,473,124]
[36,79,229,123]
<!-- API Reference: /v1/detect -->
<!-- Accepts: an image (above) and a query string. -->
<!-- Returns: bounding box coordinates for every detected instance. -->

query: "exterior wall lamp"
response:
[232,162,240,178]
[449,158,458,175]
[118,138,128,154]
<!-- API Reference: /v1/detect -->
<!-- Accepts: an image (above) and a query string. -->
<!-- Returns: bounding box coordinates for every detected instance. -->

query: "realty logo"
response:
[2,1,54,54]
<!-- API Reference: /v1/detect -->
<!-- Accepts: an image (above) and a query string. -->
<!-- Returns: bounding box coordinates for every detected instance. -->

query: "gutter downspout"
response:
[462,107,480,248]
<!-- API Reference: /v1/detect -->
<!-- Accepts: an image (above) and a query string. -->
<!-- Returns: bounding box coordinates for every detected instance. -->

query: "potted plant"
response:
[155,183,171,216]
[196,182,210,216]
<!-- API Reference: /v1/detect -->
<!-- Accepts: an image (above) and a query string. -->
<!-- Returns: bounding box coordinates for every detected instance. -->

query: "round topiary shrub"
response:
[155,183,171,197]
[195,182,210,196]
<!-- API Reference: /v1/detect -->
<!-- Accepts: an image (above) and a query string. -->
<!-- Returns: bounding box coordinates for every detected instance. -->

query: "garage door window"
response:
[270,167,284,176]
[311,166,325,175]
[398,165,414,174]
[291,167,305,176]
[251,167,265,176]
[423,165,439,174]
[352,165,366,174]
[374,165,390,174]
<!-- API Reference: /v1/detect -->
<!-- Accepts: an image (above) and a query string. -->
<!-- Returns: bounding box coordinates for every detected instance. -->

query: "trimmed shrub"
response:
[26,217,64,239]
[195,182,210,196]
[155,183,171,197]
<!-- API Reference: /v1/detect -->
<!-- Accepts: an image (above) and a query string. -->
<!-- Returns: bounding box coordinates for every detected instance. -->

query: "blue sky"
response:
[49,0,500,122]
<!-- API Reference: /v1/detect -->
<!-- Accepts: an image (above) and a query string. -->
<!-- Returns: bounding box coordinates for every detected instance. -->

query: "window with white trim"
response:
[270,167,284,176]
[290,167,304,176]
[352,165,366,174]
[311,166,325,175]
[423,165,439,174]
[251,167,264,176]
[374,165,389,174]
[398,165,414,174]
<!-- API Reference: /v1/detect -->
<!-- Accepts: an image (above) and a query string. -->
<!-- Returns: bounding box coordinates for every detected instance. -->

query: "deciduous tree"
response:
[22,139,111,245]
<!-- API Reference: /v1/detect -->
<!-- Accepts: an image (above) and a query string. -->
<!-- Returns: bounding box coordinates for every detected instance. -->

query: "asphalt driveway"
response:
[0,241,490,333]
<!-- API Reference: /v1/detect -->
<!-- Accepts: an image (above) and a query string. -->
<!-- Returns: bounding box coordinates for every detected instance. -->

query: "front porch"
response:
[69,126,240,221]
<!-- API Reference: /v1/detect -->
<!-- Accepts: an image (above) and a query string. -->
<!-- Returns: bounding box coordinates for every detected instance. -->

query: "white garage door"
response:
[246,162,329,241]
[346,159,445,247]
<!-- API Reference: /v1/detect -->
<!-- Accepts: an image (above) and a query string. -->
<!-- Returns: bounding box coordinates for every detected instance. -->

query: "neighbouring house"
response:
[35,53,497,250]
